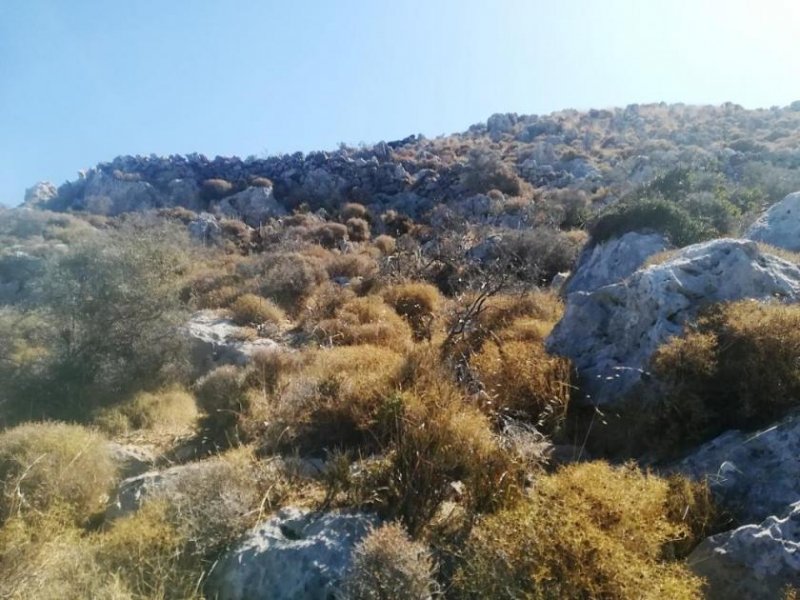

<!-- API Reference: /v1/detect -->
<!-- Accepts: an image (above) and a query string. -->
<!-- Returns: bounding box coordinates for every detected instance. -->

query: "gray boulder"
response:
[23,181,58,207]
[212,185,286,227]
[746,191,800,250]
[547,239,800,406]
[185,310,282,373]
[209,507,379,600]
[677,412,800,523]
[689,503,800,599]
[187,212,223,244]
[81,170,161,215]
[563,232,668,295]
[165,178,202,210]
[106,442,157,479]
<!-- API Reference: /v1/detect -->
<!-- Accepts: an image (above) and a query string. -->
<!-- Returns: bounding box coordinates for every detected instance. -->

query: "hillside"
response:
[3,102,800,598]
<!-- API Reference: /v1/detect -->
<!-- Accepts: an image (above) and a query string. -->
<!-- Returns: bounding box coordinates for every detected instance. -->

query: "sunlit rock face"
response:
[547,238,800,406]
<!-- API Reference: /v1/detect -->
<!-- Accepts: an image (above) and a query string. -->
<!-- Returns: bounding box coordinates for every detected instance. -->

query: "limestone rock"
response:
[746,191,800,250]
[212,185,286,227]
[80,170,160,215]
[689,503,800,599]
[677,412,800,523]
[563,232,668,295]
[106,442,156,479]
[547,239,800,406]
[23,181,58,207]
[187,212,223,244]
[185,310,282,373]
[208,507,379,600]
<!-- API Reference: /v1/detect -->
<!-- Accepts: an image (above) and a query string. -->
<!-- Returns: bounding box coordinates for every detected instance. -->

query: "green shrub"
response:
[194,366,255,447]
[462,147,523,196]
[590,198,710,247]
[452,462,704,599]
[229,293,286,326]
[0,422,116,525]
[342,522,438,600]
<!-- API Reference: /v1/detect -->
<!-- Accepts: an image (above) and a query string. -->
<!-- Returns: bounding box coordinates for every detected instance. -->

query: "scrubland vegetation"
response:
[5,103,800,598]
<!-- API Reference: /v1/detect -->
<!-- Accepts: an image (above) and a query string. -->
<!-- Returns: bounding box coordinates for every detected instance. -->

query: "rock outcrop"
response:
[186,311,282,372]
[563,231,668,295]
[746,191,800,251]
[209,507,378,600]
[689,503,800,599]
[547,239,800,406]
[677,411,800,523]
[212,185,286,227]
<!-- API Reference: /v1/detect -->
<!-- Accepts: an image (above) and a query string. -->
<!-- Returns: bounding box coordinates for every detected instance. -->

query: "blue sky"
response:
[1,0,799,206]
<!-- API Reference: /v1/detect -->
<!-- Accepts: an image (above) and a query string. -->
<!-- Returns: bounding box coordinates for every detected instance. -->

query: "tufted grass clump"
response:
[452,461,705,599]
[651,300,800,451]
[342,522,438,600]
[194,365,257,448]
[0,422,116,525]
[269,345,405,453]
[314,295,413,349]
[381,282,442,341]
[470,339,572,435]
[93,387,199,436]
[229,292,286,326]
[373,234,397,255]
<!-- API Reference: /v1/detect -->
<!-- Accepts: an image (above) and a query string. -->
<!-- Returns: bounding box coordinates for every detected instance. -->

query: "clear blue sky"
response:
[1,0,799,206]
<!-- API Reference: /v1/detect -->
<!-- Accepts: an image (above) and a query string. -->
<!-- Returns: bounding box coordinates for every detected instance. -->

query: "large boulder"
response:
[688,503,800,599]
[23,181,58,207]
[746,191,800,251]
[676,411,800,523]
[185,311,282,372]
[563,232,668,295]
[80,170,161,215]
[212,185,286,227]
[547,239,800,406]
[208,507,379,600]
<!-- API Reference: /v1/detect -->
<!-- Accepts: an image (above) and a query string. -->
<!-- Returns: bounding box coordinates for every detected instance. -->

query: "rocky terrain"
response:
[4,102,800,598]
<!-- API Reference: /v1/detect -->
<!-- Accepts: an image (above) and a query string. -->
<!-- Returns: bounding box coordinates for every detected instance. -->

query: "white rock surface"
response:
[677,412,800,523]
[23,181,58,207]
[563,231,668,295]
[746,191,800,250]
[547,238,800,406]
[689,502,800,599]
[209,507,378,600]
[186,310,282,372]
[213,185,287,227]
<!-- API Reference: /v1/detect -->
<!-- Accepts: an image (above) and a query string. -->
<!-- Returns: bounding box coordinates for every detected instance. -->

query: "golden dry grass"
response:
[452,462,705,599]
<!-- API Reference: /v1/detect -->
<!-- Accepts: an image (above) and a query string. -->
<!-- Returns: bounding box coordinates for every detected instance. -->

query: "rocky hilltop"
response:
[6,102,800,599]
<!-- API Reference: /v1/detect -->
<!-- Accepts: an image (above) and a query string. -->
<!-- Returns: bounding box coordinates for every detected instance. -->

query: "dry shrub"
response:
[0,511,131,600]
[452,462,704,599]
[309,222,349,248]
[380,385,523,536]
[327,252,379,280]
[347,217,371,242]
[300,281,357,326]
[374,234,397,255]
[382,282,442,341]
[94,387,198,436]
[250,176,273,188]
[229,293,286,326]
[342,522,438,600]
[259,252,327,311]
[271,345,405,453]
[342,202,368,220]
[651,300,800,450]
[315,295,413,348]
[194,366,257,447]
[471,339,571,434]
[144,448,285,557]
[97,501,203,598]
[244,348,302,396]
[0,422,116,525]
[201,178,234,200]
[664,475,725,559]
